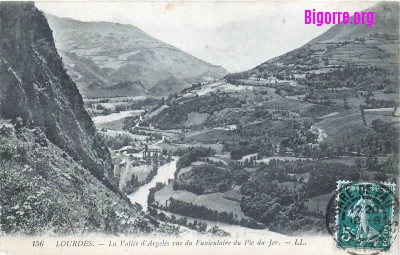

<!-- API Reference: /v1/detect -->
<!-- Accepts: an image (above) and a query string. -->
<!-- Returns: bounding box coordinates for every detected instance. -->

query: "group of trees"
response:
[173,146,216,157]
[173,163,249,195]
[222,118,318,159]
[174,165,230,194]
[130,98,161,110]
[364,98,398,109]
[253,107,271,119]
[148,207,208,233]
[156,198,264,229]
[369,119,399,155]
[101,130,163,151]
[100,134,134,150]
[175,147,216,176]
[124,174,140,194]
[129,129,163,141]
[302,162,359,198]
[236,154,398,235]
[223,139,274,160]
[124,161,162,194]
[279,131,318,151]
[299,65,393,91]
[148,182,168,205]
[238,160,352,234]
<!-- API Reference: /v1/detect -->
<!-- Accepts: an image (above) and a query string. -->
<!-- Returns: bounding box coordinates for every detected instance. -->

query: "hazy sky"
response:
[36,1,377,72]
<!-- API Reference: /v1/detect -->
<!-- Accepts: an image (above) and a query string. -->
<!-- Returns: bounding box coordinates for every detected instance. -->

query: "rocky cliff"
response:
[0,2,177,235]
[0,2,113,184]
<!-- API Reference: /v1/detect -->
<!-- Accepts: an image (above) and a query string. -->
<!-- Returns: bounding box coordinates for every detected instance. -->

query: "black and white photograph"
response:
[0,1,399,254]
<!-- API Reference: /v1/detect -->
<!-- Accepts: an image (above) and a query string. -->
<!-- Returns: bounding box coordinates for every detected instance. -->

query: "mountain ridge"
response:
[46,13,228,98]
[226,2,399,90]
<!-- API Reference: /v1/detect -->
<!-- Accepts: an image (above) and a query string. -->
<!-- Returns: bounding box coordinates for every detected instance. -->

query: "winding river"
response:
[127,158,177,209]
[127,157,283,238]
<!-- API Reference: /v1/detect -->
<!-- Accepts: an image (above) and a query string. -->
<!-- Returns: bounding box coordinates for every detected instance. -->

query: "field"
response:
[130,165,153,182]
[272,180,304,191]
[117,162,153,189]
[372,92,398,101]
[182,129,233,144]
[95,102,131,110]
[364,107,395,116]
[259,96,338,118]
[92,110,143,124]
[95,118,125,130]
[314,111,375,144]
[154,184,249,220]
[177,165,193,178]
[84,96,159,102]
[320,156,389,165]
[183,112,209,126]
[315,107,399,145]
[304,191,335,213]
[221,186,242,202]
[205,156,228,165]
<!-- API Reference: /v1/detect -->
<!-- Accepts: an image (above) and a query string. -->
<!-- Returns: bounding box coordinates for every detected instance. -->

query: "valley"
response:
[85,3,399,236]
[91,72,398,235]
[1,1,398,239]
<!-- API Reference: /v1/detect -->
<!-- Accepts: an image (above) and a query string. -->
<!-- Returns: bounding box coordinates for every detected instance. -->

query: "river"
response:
[127,157,283,238]
[127,158,177,209]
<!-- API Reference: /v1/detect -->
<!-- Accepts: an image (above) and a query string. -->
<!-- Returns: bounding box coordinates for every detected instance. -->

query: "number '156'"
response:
[32,241,44,247]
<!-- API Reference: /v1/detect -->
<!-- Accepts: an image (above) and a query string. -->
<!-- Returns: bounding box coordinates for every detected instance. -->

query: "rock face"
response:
[0,2,113,184]
[46,14,228,98]
[0,4,172,236]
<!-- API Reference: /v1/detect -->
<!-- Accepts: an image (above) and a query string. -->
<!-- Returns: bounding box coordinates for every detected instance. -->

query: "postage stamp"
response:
[335,181,396,251]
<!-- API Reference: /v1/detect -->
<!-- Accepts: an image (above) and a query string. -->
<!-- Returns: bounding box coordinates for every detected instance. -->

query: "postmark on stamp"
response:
[326,181,398,252]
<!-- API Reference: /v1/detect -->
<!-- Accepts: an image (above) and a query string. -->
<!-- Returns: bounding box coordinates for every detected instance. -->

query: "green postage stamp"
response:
[335,181,396,251]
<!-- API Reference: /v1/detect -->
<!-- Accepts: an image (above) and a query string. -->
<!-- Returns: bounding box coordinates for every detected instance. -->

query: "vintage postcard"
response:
[0,1,399,255]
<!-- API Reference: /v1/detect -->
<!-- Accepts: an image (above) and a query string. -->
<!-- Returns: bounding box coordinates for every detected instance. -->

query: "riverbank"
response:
[127,156,283,238]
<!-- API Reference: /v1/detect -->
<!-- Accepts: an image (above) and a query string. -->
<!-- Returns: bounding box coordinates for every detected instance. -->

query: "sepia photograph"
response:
[0,1,399,254]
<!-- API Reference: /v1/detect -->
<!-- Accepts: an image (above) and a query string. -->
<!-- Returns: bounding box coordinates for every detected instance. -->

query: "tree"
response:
[343,96,349,109]
[359,105,366,126]
[374,172,388,182]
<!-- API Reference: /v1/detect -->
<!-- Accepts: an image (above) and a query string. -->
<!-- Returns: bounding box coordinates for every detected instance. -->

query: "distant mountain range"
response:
[227,2,399,91]
[46,14,228,98]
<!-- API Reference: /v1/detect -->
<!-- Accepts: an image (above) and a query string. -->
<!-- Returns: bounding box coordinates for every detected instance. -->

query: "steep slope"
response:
[45,14,228,98]
[0,2,113,184]
[0,2,164,235]
[311,2,399,43]
[226,2,399,91]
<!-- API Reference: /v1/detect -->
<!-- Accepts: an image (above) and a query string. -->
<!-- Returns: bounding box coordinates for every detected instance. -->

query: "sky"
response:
[36,1,378,72]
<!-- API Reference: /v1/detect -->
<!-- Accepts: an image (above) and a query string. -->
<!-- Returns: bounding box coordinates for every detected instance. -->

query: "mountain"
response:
[45,14,228,98]
[311,3,399,43]
[0,2,160,235]
[226,2,399,91]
